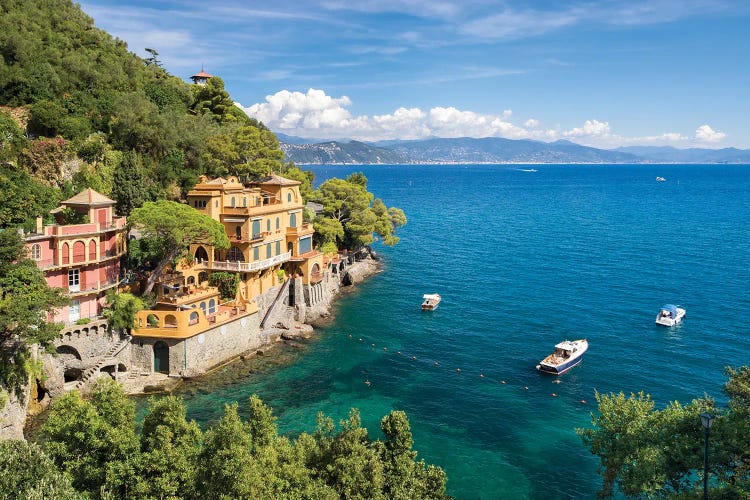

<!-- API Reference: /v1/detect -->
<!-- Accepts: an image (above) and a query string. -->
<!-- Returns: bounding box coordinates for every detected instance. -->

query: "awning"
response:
[224,217,246,222]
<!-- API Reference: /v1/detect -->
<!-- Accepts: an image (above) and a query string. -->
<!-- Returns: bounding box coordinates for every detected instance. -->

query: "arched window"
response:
[287,193,292,202]
[228,246,244,262]
[72,241,86,263]
[31,244,41,261]
[189,311,199,325]
[208,299,216,314]
[266,219,271,232]
[200,302,207,315]
[62,242,70,265]
[88,240,97,260]
[164,314,177,327]
[187,276,196,285]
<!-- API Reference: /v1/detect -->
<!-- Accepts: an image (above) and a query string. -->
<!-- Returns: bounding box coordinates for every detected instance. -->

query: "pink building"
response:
[24,189,127,324]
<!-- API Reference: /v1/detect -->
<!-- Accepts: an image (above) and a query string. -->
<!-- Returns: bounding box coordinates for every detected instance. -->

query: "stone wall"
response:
[130,309,263,378]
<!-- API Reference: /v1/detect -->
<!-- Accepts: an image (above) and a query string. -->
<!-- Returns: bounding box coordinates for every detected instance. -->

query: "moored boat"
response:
[421,293,441,310]
[536,339,588,375]
[656,176,666,181]
[655,304,685,326]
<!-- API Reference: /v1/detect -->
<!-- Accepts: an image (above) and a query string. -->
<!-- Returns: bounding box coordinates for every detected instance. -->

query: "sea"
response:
[160,164,750,499]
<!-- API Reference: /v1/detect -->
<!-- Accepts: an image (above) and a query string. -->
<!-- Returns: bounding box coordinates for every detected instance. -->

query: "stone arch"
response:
[56,345,81,360]
[194,246,208,262]
[147,314,160,327]
[187,276,196,285]
[153,341,169,374]
[288,241,294,255]
[164,314,177,327]
[189,311,199,325]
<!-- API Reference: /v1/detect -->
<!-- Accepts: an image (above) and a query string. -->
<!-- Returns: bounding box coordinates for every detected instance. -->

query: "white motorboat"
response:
[421,293,441,310]
[655,304,685,326]
[536,339,588,375]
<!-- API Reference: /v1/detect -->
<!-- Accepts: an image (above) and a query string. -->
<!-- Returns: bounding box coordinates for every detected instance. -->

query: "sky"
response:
[79,0,750,149]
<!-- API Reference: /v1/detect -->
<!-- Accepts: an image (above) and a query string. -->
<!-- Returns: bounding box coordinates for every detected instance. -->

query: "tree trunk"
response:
[142,246,181,295]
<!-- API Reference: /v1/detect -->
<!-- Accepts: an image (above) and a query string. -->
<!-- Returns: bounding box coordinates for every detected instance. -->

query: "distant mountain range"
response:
[277,134,750,164]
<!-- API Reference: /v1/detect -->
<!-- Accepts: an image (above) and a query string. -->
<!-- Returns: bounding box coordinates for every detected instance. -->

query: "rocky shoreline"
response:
[2,253,383,440]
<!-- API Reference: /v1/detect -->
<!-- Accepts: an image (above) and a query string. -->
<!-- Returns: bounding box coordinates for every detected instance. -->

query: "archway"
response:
[153,341,169,374]
[194,246,208,262]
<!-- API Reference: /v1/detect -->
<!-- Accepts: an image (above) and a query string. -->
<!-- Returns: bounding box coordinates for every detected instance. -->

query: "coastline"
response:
[17,252,383,438]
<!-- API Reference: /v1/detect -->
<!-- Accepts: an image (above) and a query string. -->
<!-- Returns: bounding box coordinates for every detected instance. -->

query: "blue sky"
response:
[79,0,750,149]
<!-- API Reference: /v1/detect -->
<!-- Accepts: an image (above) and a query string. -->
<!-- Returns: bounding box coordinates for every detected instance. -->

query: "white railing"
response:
[209,251,291,272]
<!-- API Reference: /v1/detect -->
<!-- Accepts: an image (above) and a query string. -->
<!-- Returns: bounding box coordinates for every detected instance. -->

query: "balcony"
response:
[286,223,314,238]
[68,280,118,296]
[208,251,291,272]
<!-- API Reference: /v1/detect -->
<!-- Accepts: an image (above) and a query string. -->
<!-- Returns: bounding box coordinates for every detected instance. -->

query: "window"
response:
[208,299,216,314]
[231,196,236,207]
[276,217,280,230]
[266,243,272,258]
[228,247,244,262]
[288,193,292,202]
[69,300,80,322]
[290,213,297,228]
[252,220,261,238]
[68,269,80,292]
[243,197,247,207]
[253,246,260,260]
[266,219,271,232]
[276,241,281,255]
[31,244,41,261]
[299,236,312,254]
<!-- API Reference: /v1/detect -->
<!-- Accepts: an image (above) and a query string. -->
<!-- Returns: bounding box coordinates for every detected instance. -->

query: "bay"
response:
[168,164,750,499]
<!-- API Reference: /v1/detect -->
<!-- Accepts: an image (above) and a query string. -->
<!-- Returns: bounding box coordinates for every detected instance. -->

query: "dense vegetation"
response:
[0,379,449,499]
[578,367,750,498]
[0,230,66,402]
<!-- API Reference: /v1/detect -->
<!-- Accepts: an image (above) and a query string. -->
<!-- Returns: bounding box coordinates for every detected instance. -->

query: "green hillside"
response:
[0,0,303,229]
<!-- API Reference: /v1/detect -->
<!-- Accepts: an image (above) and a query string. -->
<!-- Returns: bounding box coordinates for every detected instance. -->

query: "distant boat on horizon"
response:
[520,168,538,172]
[656,176,666,182]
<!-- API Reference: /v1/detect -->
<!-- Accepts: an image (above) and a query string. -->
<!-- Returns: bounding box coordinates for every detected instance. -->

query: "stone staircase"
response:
[73,334,132,391]
[260,278,291,329]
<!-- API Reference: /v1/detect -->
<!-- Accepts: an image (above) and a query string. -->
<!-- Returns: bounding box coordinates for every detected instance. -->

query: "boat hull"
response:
[537,355,583,375]
[655,308,686,326]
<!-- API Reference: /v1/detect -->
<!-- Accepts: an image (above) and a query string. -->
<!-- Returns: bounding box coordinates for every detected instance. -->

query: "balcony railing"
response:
[209,251,291,272]
[68,280,118,295]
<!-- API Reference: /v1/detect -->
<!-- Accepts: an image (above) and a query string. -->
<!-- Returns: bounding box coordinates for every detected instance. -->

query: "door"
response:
[153,341,169,374]
[69,300,80,322]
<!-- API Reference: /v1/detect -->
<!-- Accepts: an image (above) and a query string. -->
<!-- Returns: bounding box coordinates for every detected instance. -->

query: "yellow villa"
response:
[129,174,326,377]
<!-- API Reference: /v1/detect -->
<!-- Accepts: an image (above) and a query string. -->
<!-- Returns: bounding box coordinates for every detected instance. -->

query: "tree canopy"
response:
[128,200,229,294]
[312,172,407,250]
[33,379,449,499]
[578,366,750,498]
[0,230,66,396]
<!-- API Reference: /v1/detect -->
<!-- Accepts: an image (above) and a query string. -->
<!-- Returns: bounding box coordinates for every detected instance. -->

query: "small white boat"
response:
[656,176,666,182]
[655,304,685,326]
[536,339,588,375]
[421,293,441,310]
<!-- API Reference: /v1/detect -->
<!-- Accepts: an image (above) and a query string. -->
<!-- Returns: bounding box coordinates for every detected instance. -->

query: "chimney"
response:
[36,216,43,234]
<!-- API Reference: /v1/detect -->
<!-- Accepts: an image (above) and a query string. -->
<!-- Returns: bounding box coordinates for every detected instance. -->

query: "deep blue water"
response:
[171,164,750,499]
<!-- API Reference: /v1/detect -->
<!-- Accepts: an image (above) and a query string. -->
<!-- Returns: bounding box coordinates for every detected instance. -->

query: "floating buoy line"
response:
[347,333,589,405]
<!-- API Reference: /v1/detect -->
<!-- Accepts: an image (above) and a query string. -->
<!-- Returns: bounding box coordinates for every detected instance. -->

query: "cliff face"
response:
[0,382,29,440]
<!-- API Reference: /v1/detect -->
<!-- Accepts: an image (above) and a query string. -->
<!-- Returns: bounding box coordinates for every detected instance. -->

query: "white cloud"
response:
[695,124,726,143]
[238,88,704,148]
[563,120,611,138]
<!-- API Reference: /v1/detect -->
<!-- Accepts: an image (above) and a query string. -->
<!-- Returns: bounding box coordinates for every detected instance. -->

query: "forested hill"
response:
[0,0,307,230]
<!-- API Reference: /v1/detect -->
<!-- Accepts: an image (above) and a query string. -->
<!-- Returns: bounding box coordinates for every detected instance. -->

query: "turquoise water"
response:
[169,164,750,499]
